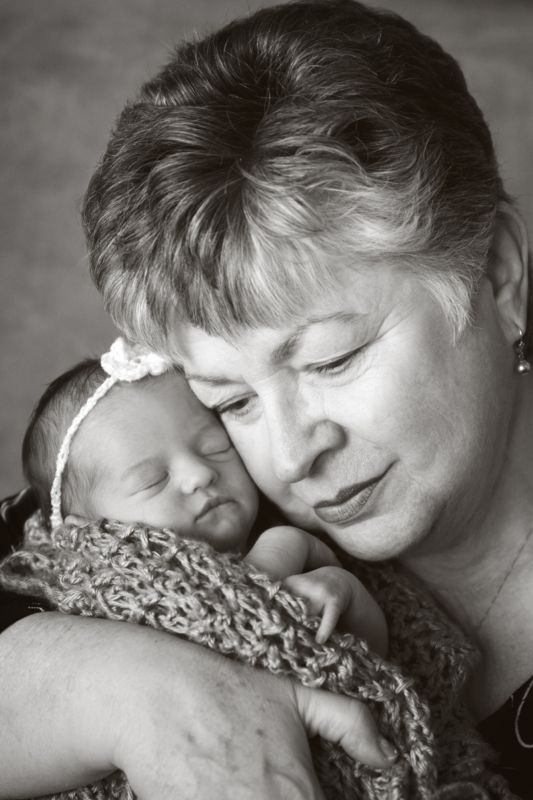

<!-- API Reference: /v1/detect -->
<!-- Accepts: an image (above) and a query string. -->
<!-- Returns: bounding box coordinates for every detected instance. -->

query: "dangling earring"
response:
[514,327,530,375]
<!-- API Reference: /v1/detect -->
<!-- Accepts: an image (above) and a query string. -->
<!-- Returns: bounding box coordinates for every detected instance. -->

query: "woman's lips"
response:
[313,470,388,525]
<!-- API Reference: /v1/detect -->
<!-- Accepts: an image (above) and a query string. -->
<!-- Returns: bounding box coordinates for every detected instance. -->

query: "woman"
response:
[1,1,531,797]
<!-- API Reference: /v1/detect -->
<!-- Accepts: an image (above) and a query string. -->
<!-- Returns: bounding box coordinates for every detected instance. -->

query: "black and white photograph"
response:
[1,1,532,797]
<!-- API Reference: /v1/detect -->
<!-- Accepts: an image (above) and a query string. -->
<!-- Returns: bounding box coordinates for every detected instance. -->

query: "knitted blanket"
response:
[0,513,518,800]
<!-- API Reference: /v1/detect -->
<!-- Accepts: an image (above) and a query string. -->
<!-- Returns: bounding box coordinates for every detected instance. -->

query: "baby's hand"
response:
[245,526,387,654]
[284,567,388,655]
[284,567,352,644]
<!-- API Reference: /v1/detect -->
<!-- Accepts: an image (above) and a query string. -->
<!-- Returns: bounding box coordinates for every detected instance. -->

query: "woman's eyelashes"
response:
[214,396,254,420]
[307,346,364,376]
[213,348,366,419]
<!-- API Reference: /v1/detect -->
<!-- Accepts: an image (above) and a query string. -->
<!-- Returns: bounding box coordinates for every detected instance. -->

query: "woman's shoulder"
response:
[478,676,533,799]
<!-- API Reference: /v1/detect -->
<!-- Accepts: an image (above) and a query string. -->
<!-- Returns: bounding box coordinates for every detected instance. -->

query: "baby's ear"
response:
[64,513,91,527]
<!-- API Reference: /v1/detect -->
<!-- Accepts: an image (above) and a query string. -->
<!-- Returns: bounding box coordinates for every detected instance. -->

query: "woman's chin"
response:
[318,488,444,563]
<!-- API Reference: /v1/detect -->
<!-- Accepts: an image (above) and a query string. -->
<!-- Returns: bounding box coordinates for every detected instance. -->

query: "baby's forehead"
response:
[72,369,227,465]
[103,369,222,431]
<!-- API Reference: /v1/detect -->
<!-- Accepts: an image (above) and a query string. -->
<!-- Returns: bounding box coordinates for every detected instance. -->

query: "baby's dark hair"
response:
[23,359,107,523]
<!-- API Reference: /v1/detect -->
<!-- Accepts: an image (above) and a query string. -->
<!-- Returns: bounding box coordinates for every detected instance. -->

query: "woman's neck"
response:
[399,375,533,717]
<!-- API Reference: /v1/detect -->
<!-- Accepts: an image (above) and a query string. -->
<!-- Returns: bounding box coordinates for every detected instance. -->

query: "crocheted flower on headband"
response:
[101,337,171,381]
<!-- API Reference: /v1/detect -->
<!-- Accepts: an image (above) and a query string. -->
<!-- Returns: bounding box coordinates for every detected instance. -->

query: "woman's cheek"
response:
[227,423,270,487]
[321,366,404,445]
[329,365,442,482]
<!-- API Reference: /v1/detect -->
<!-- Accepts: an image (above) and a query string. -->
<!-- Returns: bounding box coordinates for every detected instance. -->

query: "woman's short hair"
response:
[83,0,508,353]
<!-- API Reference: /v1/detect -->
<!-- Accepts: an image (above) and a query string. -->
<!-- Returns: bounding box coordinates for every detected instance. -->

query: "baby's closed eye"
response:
[198,428,234,459]
[129,471,169,495]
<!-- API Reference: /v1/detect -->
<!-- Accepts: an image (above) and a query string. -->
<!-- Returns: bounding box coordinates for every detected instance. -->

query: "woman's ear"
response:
[486,201,529,345]
[64,513,91,527]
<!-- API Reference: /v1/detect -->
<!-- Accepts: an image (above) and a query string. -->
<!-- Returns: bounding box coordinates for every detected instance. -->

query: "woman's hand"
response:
[113,632,397,800]
[0,613,396,800]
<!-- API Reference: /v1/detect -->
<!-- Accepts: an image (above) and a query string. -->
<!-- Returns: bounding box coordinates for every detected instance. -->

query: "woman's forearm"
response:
[0,612,317,800]
[0,611,391,799]
[0,612,123,797]
[0,611,305,799]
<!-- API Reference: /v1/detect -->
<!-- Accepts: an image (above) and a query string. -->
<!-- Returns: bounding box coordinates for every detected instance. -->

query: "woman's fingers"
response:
[293,683,398,768]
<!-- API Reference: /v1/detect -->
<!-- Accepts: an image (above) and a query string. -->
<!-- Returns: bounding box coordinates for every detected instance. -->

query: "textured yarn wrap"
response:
[0,513,518,800]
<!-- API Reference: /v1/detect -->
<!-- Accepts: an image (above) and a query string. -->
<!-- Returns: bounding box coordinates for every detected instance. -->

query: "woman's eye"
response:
[311,348,362,375]
[215,396,253,419]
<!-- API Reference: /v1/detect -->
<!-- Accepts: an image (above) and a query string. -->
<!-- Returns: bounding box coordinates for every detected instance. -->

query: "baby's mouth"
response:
[195,495,235,522]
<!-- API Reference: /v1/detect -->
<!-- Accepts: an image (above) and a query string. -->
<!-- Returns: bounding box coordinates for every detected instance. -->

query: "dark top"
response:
[479,680,533,799]
[0,489,531,797]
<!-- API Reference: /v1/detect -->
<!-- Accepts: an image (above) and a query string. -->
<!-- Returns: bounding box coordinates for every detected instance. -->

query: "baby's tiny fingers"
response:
[283,574,322,615]
[315,601,341,643]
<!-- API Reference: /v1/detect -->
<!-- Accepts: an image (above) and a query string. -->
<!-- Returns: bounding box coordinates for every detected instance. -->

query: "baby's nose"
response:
[179,460,217,495]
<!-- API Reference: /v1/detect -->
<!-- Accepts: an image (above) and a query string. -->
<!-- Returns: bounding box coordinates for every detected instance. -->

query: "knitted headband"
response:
[49,337,172,530]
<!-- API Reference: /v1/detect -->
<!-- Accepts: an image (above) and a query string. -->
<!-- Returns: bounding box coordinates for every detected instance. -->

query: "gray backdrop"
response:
[1,0,532,497]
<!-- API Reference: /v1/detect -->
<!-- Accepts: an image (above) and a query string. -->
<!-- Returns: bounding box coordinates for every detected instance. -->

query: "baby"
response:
[23,338,387,653]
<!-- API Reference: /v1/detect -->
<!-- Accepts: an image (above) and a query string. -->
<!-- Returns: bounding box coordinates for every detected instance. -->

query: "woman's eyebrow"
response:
[185,373,233,386]
[185,311,363,383]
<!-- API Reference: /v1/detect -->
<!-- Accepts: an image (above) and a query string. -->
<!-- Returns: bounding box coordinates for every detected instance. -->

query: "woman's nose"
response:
[178,459,218,495]
[265,393,344,485]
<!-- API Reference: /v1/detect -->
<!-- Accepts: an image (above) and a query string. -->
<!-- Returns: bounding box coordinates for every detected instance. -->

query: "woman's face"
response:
[172,262,515,561]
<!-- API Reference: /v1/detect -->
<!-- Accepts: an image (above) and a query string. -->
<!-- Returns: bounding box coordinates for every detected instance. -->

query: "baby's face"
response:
[70,372,259,552]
